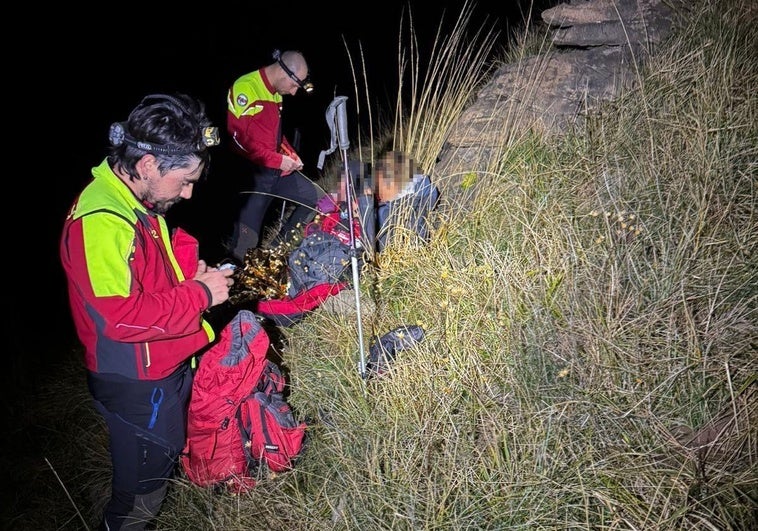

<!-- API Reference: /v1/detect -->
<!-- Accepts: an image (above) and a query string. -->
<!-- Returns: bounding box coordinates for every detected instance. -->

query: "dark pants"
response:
[88,364,193,530]
[232,163,322,259]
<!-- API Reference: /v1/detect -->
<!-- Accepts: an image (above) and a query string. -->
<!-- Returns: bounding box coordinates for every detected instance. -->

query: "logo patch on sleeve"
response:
[236,94,248,106]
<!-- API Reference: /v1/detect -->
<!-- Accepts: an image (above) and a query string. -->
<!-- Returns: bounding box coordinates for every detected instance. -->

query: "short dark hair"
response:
[108,93,216,181]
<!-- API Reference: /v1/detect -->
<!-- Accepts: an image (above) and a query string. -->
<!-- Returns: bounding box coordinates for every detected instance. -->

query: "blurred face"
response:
[337,167,369,202]
[375,153,414,203]
[143,158,204,214]
[375,168,411,203]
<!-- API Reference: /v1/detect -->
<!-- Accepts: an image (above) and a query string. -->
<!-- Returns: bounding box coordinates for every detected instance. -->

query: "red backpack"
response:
[180,309,307,492]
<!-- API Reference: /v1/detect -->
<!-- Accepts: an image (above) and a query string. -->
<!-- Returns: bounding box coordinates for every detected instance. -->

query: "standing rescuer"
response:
[59,93,233,530]
[226,49,323,259]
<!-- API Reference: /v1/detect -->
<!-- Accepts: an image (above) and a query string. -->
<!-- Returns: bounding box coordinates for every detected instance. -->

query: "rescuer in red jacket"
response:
[60,93,234,530]
[227,49,323,260]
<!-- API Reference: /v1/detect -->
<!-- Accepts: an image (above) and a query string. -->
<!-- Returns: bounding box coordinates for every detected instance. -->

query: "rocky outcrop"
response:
[436,0,683,182]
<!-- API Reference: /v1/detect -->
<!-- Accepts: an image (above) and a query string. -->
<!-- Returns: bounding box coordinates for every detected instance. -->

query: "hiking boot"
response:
[231,223,259,262]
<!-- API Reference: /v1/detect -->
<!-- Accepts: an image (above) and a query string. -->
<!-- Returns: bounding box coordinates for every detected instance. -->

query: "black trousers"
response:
[234,164,322,253]
[87,364,193,530]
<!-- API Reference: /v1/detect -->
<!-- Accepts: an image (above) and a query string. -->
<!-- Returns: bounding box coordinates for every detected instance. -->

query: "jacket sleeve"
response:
[66,212,210,342]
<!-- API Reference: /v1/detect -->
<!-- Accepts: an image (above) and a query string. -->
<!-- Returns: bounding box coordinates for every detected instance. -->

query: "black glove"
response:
[366,324,425,378]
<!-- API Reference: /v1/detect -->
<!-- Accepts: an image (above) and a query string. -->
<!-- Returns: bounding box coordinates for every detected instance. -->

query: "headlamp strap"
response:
[108,122,219,154]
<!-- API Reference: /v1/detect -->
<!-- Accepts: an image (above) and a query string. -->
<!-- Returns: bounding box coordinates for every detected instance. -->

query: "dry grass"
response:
[5,1,756,529]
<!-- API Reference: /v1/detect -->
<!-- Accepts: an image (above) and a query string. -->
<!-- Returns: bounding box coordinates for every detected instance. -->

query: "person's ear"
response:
[135,154,158,180]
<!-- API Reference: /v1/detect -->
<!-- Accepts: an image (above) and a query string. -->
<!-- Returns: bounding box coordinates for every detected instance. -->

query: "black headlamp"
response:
[108,122,220,155]
[273,49,314,93]
[202,127,221,147]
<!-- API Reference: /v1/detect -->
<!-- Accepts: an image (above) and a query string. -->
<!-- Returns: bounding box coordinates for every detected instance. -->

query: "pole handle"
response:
[317,95,349,169]
[335,98,350,151]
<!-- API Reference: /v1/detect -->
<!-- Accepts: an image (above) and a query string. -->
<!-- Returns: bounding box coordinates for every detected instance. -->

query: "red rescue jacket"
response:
[60,159,215,380]
[226,68,296,170]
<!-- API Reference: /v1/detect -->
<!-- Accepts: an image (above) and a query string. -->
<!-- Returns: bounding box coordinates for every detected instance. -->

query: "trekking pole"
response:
[317,96,368,378]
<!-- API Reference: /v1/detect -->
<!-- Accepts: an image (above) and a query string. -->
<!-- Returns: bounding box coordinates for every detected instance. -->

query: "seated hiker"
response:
[318,151,440,254]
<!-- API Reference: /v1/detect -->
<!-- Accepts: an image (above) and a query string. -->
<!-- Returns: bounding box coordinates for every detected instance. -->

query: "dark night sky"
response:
[13,1,547,369]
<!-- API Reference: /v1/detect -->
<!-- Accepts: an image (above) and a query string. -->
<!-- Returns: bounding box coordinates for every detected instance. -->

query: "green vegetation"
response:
[8,0,756,529]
